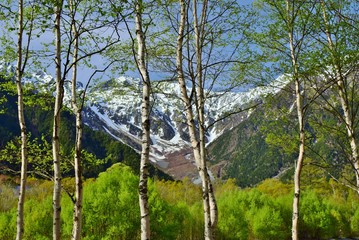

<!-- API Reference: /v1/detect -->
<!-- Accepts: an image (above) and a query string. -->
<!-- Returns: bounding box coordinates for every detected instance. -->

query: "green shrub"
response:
[24,197,53,239]
[300,191,337,239]
[81,163,140,239]
[0,210,15,239]
[351,207,359,235]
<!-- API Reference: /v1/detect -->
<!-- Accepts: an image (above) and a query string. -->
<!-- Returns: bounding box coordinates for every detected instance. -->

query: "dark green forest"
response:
[208,84,359,188]
[0,76,170,180]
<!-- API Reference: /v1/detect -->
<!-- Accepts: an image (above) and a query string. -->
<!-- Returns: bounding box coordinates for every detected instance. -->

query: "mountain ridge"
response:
[0,62,290,181]
[82,75,290,180]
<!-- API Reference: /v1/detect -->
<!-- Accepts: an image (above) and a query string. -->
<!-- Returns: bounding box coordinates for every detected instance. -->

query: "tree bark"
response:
[71,109,83,240]
[135,1,151,239]
[70,1,83,238]
[207,174,218,229]
[177,0,216,239]
[320,0,359,194]
[53,1,64,239]
[16,0,27,239]
[292,78,305,240]
[192,0,217,237]
[286,1,305,239]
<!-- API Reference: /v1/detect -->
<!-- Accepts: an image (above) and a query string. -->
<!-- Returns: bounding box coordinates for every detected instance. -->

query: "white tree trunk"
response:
[207,174,218,229]
[193,0,217,237]
[53,2,64,239]
[16,0,27,239]
[320,0,359,194]
[70,3,83,238]
[336,75,359,194]
[286,1,305,239]
[135,1,151,239]
[292,79,305,240]
[72,109,83,240]
[177,1,216,238]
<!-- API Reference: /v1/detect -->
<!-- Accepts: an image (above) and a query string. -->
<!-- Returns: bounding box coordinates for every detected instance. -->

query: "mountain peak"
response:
[0,62,289,181]
[115,76,141,87]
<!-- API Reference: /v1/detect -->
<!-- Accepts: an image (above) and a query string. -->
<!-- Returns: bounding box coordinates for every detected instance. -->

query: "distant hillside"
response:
[208,73,358,187]
[208,87,296,187]
[0,62,290,182]
[0,75,171,180]
[2,66,356,187]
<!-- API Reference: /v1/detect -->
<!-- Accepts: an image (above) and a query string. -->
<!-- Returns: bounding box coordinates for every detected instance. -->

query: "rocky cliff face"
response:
[82,75,289,179]
[1,60,288,180]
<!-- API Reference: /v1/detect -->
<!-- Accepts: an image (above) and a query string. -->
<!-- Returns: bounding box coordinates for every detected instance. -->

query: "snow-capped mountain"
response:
[82,75,289,179]
[1,61,289,179]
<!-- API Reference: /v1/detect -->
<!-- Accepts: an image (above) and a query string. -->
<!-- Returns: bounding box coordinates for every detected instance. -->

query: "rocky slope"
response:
[1,61,289,180]
[82,76,289,180]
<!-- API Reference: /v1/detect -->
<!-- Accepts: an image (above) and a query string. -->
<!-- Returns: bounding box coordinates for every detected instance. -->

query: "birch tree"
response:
[176,2,215,238]
[135,1,151,238]
[288,1,305,236]
[15,0,34,239]
[188,0,218,237]
[317,0,359,194]
[255,1,318,239]
[114,0,154,238]
[65,1,122,238]
[131,0,255,238]
[1,0,128,238]
[15,7,27,237]
[174,0,255,238]
[52,2,64,239]
[69,1,83,238]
